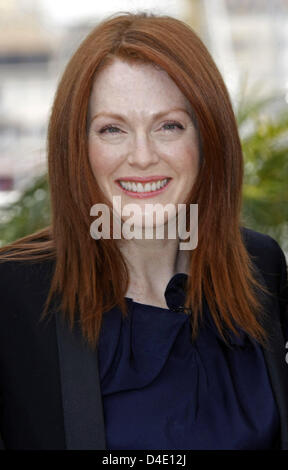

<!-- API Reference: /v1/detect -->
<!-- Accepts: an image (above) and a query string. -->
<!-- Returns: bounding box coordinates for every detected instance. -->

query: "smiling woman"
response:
[87,58,199,229]
[0,11,287,450]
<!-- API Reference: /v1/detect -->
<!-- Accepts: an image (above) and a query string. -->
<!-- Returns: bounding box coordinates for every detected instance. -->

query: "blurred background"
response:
[0,0,287,256]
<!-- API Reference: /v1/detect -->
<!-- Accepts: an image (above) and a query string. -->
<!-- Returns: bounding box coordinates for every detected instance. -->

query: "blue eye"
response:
[99,125,121,134]
[99,121,184,135]
[162,122,184,131]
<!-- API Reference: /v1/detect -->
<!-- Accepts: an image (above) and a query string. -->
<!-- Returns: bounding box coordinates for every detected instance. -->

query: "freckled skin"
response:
[87,58,200,227]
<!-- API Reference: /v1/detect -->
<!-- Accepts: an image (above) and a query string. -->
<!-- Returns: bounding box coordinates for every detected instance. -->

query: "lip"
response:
[115,178,172,199]
[116,175,170,183]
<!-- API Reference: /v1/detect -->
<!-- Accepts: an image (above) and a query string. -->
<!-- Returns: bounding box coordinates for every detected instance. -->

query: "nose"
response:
[127,132,160,169]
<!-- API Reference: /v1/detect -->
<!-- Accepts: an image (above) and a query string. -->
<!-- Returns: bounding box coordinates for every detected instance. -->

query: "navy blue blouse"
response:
[98,273,281,450]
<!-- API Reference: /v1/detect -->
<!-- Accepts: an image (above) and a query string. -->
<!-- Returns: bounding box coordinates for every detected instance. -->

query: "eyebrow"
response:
[90,107,192,125]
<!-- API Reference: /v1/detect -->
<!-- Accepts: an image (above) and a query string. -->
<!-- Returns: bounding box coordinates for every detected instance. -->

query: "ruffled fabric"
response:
[98,273,280,450]
[164,273,248,347]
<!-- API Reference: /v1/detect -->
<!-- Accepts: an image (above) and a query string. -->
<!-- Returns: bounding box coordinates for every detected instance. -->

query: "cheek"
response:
[189,149,200,176]
[170,141,200,177]
[88,139,117,178]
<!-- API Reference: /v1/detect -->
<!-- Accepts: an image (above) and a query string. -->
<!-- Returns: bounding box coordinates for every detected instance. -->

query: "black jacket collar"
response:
[56,314,106,450]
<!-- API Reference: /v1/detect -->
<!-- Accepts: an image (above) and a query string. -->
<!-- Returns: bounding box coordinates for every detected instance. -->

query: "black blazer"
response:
[0,227,287,450]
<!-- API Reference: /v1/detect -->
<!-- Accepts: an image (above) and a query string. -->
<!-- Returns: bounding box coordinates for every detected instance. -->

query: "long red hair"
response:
[0,11,270,349]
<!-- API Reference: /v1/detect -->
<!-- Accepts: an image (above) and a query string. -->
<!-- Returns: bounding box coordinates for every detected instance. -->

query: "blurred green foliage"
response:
[0,94,287,253]
[0,173,50,247]
[237,93,288,253]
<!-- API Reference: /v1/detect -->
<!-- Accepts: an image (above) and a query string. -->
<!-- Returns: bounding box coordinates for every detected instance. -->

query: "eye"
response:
[99,125,123,135]
[98,121,184,135]
[161,121,184,132]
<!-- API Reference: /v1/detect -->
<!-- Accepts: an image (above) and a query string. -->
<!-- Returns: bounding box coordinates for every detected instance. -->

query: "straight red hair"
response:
[0,11,270,349]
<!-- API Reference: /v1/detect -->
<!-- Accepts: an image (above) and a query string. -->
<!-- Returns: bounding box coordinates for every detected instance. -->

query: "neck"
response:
[117,234,190,299]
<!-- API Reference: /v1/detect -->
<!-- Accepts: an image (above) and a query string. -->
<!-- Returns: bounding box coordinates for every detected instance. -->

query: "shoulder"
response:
[240,226,287,277]
[0,256,56,316]
[0,256,55,288]
[240,226,287,306]
[241,227,288,334]
[241,226,285,257]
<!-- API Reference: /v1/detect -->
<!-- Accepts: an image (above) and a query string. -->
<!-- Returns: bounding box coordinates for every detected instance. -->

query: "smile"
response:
[116,178,171,198]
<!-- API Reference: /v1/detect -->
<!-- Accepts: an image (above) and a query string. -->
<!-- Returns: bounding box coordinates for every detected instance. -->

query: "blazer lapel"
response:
[255,269,288,450]
[55,312,106,450]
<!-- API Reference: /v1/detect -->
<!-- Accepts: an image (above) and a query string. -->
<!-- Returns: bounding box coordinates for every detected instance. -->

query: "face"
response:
[88,58,200,231]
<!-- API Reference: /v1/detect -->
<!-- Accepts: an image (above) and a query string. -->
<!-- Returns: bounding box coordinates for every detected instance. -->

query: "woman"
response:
[0,12,287,450]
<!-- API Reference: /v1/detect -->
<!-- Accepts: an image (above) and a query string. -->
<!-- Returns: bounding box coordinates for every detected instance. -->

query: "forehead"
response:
[89,58,192,112]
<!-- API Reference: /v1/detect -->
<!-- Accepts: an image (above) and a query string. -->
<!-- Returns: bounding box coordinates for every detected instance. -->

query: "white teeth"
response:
[119,178,169,193]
